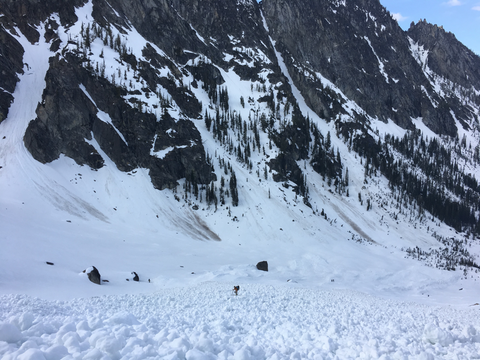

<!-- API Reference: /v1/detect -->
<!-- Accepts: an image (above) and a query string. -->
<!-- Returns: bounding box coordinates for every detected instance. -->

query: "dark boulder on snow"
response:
[85,266,101,285]
[132,272,139,282]
[256,261,268,272]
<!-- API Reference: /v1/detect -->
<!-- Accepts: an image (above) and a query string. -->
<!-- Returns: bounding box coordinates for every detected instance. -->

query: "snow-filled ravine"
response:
[1,283,480,360]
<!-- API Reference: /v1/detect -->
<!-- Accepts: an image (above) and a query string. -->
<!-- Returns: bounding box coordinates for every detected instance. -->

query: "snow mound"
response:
[0,322,23,343]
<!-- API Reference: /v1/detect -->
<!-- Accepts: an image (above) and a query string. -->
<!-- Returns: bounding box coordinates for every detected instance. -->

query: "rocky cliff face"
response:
[407,20,480,129]
[408,21,480,89]
[0,0,84,122]
[261,0,462,136]
[23,50,215,190]
[3,0,216,190]
[0,26,23,123]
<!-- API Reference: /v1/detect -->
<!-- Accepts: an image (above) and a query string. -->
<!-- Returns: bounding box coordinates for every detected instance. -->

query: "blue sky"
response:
[380,0,480,55]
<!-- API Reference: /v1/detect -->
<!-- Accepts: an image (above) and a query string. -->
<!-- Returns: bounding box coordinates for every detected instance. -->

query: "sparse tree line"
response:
[345,125,480,235]
[404,233,479,273]
[173,154,239,210]
[204,84,346,207]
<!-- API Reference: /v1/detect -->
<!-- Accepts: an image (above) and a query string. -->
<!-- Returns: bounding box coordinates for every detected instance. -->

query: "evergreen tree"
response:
[230,171,239,206]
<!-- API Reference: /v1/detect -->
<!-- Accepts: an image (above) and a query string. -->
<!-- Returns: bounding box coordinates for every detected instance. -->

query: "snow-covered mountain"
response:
[1,0,480,358]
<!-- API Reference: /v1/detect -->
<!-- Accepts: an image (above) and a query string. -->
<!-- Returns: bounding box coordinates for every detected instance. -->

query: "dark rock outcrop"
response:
[150,111,215,189]
[408,21,480,89]
[170,0,274,64]
[0,27,24,123]
[24,54,109,168]
[86,266,101,285]
[93,0,209,63]
[0,0,85,42]
[0,0,88,122]
[23,50,214,188]
[256,261,268,272]
[261,0,459,136]
[407,20,480,130]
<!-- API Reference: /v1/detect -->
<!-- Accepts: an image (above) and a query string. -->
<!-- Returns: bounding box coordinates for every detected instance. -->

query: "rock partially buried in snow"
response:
[256,261,268,272]
[83,266,101,285]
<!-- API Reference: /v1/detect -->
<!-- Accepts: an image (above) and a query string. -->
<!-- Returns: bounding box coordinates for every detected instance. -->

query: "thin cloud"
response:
[445,0,462,6]
[473,5,480,10]
[391,12,408,22]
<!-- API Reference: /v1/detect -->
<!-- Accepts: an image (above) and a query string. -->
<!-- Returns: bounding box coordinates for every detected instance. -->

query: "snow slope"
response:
[1,4,480,360]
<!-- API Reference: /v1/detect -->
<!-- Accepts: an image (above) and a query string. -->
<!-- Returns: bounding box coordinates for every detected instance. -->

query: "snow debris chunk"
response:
[0,322,22,343]
[423,322,454,346]
[233,346,255,360]
[11,312,35,331]
[185,348,216,360]
[94,334,123,356]
[16,348,47,360]
[82,347,104,359]
[43,345,69,360]
[194,336,215,353]
[107,311,140,326]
